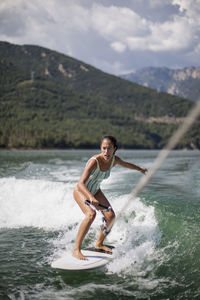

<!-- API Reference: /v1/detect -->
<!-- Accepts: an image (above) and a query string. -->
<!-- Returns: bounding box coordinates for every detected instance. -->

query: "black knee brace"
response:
[101,216,111,236]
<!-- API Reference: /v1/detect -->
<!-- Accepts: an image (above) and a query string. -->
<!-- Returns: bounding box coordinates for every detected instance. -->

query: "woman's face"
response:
[100,138,116,161]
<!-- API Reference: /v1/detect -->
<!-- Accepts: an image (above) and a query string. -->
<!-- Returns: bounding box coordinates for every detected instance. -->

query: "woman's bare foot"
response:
[72,249,88,260]
[95,244,112,253]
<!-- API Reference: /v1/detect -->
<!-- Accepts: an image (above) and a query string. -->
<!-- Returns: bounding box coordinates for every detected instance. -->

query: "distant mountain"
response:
[0,41,199,149]
[121,67,200,102]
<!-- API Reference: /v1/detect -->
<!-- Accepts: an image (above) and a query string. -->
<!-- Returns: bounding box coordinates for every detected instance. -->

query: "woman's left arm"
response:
[115,156,147,174]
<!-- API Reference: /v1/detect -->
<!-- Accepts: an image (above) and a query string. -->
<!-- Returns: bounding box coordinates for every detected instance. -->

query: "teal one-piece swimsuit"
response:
[85,156,115,195]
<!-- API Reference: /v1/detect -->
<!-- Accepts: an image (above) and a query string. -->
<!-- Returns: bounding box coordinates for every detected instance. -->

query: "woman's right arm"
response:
[76,159,99,205]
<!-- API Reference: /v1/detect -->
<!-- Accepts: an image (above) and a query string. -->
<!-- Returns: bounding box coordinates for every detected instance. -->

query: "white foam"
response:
[0,177,82,229]
[0,177,161,275]
[106,196,161,274]
[50,166,80,182]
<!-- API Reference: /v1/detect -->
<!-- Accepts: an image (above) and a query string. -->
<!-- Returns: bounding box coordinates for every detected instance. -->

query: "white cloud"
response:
[143,16,195,52]
[0,0,91,56]
[1,0,199,54]
[89,1,200,54]
[91,4,148,40]
[111,41,127,53]
[90,4,151,54]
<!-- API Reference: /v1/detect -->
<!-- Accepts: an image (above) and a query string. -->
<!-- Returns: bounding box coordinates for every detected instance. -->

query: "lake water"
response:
[0,149,200,299]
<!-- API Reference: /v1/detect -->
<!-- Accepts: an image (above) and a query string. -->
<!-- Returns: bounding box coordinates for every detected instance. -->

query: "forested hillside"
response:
[0,41,199,149]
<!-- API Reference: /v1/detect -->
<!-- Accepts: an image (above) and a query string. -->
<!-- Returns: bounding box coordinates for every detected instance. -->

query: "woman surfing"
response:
[72,136,147,260]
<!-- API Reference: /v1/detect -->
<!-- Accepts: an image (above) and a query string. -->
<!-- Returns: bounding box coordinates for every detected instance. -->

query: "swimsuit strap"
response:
[90,157,100,169]
[90,156,115,170]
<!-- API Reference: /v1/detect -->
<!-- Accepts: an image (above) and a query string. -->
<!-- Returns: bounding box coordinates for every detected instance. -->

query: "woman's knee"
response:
[86,209,96,222]
[106,210,115,223]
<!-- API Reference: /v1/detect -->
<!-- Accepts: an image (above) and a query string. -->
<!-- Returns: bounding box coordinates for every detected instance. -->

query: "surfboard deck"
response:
[51,246,114,271]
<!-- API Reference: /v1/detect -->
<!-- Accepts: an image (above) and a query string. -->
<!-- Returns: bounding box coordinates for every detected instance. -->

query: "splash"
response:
[0,177,81,229]
[107,196,161,274]
[0,177,160,274]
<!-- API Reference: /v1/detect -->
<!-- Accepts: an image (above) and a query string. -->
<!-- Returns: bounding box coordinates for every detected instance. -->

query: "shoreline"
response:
[0,146,199,151]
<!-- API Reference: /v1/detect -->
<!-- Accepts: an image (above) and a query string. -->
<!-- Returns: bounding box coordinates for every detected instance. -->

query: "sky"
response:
[0,0,200,75]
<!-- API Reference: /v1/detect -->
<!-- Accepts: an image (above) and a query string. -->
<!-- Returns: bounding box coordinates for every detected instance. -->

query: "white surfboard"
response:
[51,247,114,271]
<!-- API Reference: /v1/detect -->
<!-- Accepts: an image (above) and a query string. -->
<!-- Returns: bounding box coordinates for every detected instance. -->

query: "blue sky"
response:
[0,0,200,74]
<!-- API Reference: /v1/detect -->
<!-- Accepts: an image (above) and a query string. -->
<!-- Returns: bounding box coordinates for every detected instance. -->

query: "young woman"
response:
[72,136,147,260]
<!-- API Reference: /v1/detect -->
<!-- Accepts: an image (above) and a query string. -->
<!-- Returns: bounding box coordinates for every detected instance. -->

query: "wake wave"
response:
[107,197,161,273]
[0,177,81,229]
[0,177,161,275]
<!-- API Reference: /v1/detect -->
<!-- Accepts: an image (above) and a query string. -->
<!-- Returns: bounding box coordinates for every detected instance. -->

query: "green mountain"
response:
[0,41,199,149]
[121,67,200,102]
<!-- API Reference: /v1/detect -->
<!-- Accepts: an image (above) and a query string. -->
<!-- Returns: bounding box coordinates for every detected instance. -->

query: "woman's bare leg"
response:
[94,190,115,252]
[72,187,96,260]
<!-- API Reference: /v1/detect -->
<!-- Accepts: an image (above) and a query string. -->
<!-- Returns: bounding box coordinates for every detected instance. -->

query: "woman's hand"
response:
[89,197,99,206]
[140,167,148,174]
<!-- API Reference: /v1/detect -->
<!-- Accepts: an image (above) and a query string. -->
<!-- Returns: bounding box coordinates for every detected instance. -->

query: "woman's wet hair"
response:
[101,135,118,152]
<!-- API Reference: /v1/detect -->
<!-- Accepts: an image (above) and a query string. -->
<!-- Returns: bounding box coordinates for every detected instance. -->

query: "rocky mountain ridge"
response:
[121,67,200,102]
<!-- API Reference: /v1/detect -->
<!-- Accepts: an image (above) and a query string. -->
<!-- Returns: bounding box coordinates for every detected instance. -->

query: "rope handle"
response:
[85,200,111,212]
